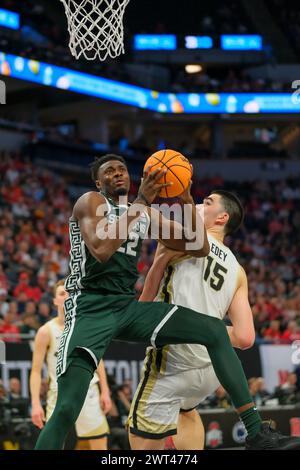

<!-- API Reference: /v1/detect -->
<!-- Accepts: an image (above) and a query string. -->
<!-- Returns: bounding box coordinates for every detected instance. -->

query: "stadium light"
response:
[0,8,20,30]
[185,64,202,74]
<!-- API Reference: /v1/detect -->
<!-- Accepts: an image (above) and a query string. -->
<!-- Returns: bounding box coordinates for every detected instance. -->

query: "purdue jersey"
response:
[46,318,98,391]
[157,233,241,370]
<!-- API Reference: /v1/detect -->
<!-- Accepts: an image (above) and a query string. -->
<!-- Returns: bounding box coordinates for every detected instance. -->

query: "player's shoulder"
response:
[35,323,51,344]
[76,191,106,205]
[73,191,106,218]
[39,320,52,332]
[237,263,248,286]
[225,242,239,264]
[44,317,56,328]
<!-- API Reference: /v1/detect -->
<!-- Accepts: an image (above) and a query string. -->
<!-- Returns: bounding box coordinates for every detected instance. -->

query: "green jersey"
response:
[65,194,150,296]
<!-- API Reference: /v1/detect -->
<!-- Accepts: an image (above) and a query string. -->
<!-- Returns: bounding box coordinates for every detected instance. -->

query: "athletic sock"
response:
[240,406,262,439]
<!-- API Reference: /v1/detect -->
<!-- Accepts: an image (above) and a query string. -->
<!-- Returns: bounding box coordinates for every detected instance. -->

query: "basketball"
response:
[144,149,192,198]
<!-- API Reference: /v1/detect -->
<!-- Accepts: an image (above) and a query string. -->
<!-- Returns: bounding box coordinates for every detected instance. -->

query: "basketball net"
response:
[60,0,130,61]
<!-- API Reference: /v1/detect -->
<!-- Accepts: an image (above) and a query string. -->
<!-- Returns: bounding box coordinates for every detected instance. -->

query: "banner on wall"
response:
[1,342,297,398]
[1,52,300,114]
[0,342,146,398]
[202,407,300,448]
[259,344,295,392]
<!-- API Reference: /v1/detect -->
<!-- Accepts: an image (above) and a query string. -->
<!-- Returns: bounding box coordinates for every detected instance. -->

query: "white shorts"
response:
[46,382,109,439]
[128,348,220,439]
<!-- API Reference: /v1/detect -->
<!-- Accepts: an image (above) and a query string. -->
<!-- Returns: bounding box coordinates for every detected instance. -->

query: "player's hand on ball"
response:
[143,150,192,198]
[179,180,193,204]
[137,166,173,205]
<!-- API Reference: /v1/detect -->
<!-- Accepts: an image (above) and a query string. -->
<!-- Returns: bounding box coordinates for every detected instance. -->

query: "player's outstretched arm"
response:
[140,242,184,302]
[30,325,50,429]
[227,267,255,350]
[149,185,210,257]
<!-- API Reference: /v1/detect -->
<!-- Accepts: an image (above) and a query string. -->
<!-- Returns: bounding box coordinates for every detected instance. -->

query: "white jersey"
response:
[156,234,241,371]
[46,318,99,391]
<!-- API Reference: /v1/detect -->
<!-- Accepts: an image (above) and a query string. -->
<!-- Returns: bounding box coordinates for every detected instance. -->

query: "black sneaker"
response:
[245,421,300,450]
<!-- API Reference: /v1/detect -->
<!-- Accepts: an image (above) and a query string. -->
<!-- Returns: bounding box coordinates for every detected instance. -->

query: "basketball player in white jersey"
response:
[128,190,255,450]
[30,280,111,450]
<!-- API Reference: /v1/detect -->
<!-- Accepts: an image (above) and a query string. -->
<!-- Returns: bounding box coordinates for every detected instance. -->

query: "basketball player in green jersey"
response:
[35,154,300,450]
[30,280,111,450]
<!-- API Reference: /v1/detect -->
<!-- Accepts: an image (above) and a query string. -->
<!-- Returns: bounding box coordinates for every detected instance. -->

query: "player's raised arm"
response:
[226,266,256,350]
[149,185,210,257]
[30,325,50,429]
[73,168,171,263]
[140,243,184,302]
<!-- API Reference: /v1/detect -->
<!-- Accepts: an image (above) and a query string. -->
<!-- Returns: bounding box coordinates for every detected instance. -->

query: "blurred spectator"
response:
[6,301,19,319]
[15,292,29,316]
[281,320,300,343]
[170,68,290,94]
[19,312,40,338]
[208,386,231,409]
[114,383,132,427]
[13,272,42,302]
[13,273,32,299]
[0,265,9,291]
[262,320,282,343]
[0,380,7,402]
[0,379,7,401]
[248,377,270,406]
[273,372,300,405]
[8,378,22,401]
[0,311,20,342]
[23,301,37,317]
[256,377,270,403]
[121,379,133,401]
[0,288,9,316]
[7,377,30,419]
[106,376,130,450]
[37,302,51,325]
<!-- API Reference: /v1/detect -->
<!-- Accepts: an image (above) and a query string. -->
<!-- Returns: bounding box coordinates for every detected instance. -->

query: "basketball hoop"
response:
[60,0,130,61]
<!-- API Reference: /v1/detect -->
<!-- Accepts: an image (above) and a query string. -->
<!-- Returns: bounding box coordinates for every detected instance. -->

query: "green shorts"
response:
[56,291,177,379]
[57,290,225,380]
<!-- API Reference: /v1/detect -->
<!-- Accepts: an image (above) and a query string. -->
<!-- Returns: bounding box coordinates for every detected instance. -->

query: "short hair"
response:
[211,190,244,235]
[53,279,65,297]
[90,154,127,181]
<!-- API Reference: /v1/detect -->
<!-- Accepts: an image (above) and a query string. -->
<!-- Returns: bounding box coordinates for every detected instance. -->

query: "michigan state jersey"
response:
[156,233,241,370]
[65,193,150,296]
